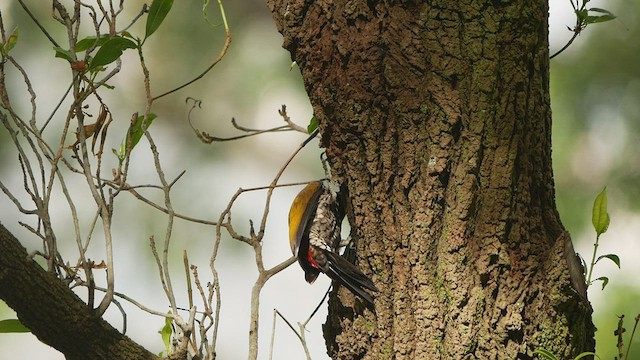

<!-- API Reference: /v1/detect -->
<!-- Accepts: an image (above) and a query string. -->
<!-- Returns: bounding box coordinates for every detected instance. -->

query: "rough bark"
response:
[0,223,158,360]
[267,0,595,359]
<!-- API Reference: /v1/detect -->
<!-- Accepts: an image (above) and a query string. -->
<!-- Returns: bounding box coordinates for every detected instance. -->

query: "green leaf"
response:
[594,276,609,290]
[145,0,174,40]
[112,147,125,162]
[574,351,599,360]
[584,15,616,24]
[582,8,616,24]
[158,314,173,355]
[54,47,75,62]
[0,319,30,333]
[89,36,137,70]
[76,35,110,52]
[592,187,609,237]
[595,254,620,268]
[576,9,589,23]
[533,348,559,360]
[307,116,318,133]
[3,27,19,55]
[127,113,157,150]
[589,8,615,15]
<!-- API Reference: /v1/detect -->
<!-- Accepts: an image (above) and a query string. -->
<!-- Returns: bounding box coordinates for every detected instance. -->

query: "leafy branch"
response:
[584,187,620,290]
[551,0,616,59]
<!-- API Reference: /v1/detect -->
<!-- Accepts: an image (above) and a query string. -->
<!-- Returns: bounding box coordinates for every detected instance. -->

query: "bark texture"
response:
[0,223,157,360]
[267,0,595,358]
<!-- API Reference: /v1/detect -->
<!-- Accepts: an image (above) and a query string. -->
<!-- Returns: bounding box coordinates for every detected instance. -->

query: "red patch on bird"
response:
[307,249,319,269]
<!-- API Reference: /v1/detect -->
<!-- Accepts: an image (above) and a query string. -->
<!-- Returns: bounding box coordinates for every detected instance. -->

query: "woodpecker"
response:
[288,180,378,305]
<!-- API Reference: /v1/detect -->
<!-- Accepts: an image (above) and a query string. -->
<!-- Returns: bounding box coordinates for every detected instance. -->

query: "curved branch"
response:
[152,1,231,101]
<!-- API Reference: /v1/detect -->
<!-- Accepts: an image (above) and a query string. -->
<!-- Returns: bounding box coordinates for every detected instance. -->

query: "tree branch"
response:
[0,223,157,360]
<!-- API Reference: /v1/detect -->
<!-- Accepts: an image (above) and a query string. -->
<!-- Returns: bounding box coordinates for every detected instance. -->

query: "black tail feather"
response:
[325,251,378,306]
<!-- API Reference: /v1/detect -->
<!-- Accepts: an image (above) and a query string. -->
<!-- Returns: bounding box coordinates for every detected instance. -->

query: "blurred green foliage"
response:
[551,1,640,358]
[552,0,640,229]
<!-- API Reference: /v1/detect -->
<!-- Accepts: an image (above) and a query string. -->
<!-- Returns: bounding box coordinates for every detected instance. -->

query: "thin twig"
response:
[93,284,176,319]
[190,105,306,144]
[269,310,277,360]
[119,4,148,33]
[624,314,640,360]
[41,79,74,133]
[197,125,292,143]
[150,236,172,308]
[110,297,128,334]
[17,0,60,47]
[145,131,178,314]
[153,0,231,101]
[184,251,194,310]
[124,186,216,226]
[0,179,37,214]
[269,308,314,360]
[278,105,307,133]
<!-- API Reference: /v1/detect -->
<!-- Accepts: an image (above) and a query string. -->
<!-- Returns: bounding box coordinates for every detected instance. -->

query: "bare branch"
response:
[269,309,310,360]
[17,0,60,47]
[278,105,307,133]
[145,131,179,314]
[123,186,217,226]
[0,179,37,214]
[119,4,148,33]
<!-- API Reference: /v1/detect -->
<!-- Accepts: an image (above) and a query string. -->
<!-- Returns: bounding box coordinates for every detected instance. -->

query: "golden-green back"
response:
[288,182,321,254]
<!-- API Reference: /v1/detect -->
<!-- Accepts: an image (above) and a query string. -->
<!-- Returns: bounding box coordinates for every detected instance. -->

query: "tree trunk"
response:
[267,0,595,358]
[0,223,158,360]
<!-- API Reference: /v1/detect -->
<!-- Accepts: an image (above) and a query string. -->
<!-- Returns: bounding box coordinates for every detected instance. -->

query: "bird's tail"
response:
[325,251,378,306]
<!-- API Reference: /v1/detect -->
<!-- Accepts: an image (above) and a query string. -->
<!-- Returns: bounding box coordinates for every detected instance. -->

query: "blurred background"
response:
[0,1,637,359]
